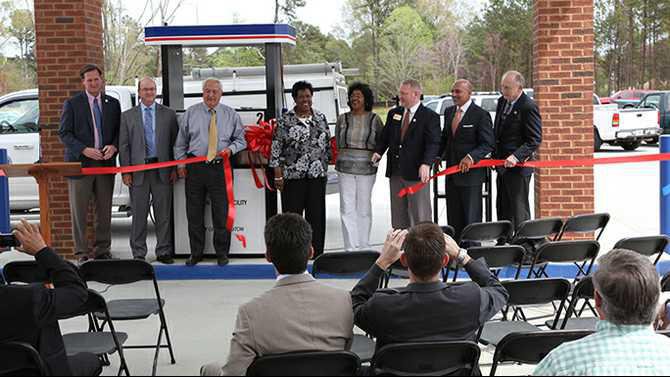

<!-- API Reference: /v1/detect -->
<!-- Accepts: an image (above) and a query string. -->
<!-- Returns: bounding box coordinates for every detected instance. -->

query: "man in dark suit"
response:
[494,71,542,229]
[373,80,441,229]
[351,223,508,355]
[438,80,495,241]
[119,77,179,264]
[0,220,101,376]
[58,64,121,263]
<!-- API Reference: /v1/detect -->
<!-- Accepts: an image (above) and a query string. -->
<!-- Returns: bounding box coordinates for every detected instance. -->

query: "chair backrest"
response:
[460,221,513,244]
[557,213,610,241]
[662,272,670,292]
[312,251,380,278]
[371,341,481,376]
[65,288,111,320]
[246,351,361,376]
[614,236,670,265]
[79,259,155,285]
[3,261,45,284]
[456,246,525,280]
[0,341,50,376]
[533,241,600,278]
[558,277,596,329]
[442,225,456,238]
[503,278,572,307]
[490,330,594,376]
[513,218,564,242]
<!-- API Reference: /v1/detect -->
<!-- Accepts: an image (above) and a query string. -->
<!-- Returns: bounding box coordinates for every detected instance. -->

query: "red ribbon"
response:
[399,153,670,198]
[81,152,246,248]
[244,120,276,190]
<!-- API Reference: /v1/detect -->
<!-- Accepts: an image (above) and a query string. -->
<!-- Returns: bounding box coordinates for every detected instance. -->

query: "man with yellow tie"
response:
[175,78,247,266]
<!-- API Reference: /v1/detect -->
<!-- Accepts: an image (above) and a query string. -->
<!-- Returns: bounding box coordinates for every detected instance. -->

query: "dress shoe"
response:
[217,257,229,267]
[157,255,174,265]
[134,256,146,261]
[186,256,203,267]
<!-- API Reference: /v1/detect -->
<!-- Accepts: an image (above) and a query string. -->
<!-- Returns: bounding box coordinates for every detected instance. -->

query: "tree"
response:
[0,0,35,83]
[461,0,533,91]
[377,6,433,98]
[344,0,414,90]
[274,0,306,23]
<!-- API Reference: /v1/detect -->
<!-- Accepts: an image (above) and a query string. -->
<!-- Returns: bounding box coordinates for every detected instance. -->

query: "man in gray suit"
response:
[119,77,179,263]
[200,214,354,376]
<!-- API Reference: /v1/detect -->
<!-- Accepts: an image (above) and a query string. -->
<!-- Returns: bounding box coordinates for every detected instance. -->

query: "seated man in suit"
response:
[201,213,354,376]
[0,220,101,376]
[351,223,508,351]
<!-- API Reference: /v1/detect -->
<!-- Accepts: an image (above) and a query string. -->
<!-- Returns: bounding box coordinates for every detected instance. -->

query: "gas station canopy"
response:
[144,24,297,47]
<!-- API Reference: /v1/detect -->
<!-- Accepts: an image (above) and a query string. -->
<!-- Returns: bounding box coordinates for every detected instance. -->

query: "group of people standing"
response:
[274,70,542,258]
[58,62,541,264]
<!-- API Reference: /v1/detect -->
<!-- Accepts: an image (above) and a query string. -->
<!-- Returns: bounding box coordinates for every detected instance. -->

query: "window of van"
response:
[0,99,39,134]
[480,98,498,112]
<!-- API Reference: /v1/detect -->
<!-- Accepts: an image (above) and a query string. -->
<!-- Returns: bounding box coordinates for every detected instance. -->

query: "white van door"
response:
[0,97,41,210]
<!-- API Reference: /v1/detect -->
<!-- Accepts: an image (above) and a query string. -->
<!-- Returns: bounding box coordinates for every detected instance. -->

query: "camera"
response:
[0,233,19,249]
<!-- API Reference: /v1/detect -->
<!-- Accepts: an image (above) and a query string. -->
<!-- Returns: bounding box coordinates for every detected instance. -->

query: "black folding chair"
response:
[663,272,670,292]
[527,241,600,281]
[385,226,454,288]
[371,341,481,376]
[245,351,361,376]
[459,221,513,246]
[78,260,176,376]
[511,218,564,246]
[0,341,50,376]
[511,218,564,268]
[547,276,598,331]
[614,236,670,266]
[489,330,594,376]
[3,261,46,284]
[312,251,379,362]
[444,245,525,283]
[556,213,610,242]
[62,289,130,376]
[478,278,572,347]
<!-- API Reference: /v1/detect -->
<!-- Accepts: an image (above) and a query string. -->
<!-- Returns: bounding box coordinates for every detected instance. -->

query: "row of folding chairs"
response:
[242,329,670,376]
[0,259,176,376]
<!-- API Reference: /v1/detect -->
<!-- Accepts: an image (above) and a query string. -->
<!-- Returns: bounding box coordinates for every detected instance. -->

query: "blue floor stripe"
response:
[154,261,670,281]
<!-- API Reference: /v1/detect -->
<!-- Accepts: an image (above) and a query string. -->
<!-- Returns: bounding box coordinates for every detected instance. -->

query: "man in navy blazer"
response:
[438,80,495,241]
[58,64,121,263]
[373,80,441,229]
[493,71,542,229]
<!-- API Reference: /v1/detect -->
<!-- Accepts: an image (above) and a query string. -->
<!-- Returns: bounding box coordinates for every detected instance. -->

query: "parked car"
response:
[602,89,655,109]
[425,92,500,130]
[593,94,661,151]
[637,91,670,143]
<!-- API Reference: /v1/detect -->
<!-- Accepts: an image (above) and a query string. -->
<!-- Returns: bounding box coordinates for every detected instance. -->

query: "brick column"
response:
[533,0,595,220]
[34,0,104,257]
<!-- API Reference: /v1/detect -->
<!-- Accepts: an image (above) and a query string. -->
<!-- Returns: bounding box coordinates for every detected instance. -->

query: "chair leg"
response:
[152,325,164,376]
[161,318,177,364]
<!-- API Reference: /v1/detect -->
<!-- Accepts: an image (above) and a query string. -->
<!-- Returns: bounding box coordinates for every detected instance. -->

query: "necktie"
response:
[400,109,411,141]
[144,107,156,158]
[207,109,218,161]
[504,101,513,116]
[93,98,103,149]
[451,107,462,136]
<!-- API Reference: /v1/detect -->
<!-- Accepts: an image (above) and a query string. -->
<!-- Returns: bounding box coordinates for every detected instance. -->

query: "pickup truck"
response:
[637,91,670,143]
[0,87,135,211]
[593,94,661,151]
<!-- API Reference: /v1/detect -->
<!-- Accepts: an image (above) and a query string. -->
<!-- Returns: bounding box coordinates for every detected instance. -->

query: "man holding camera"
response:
[0,220,101,376]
